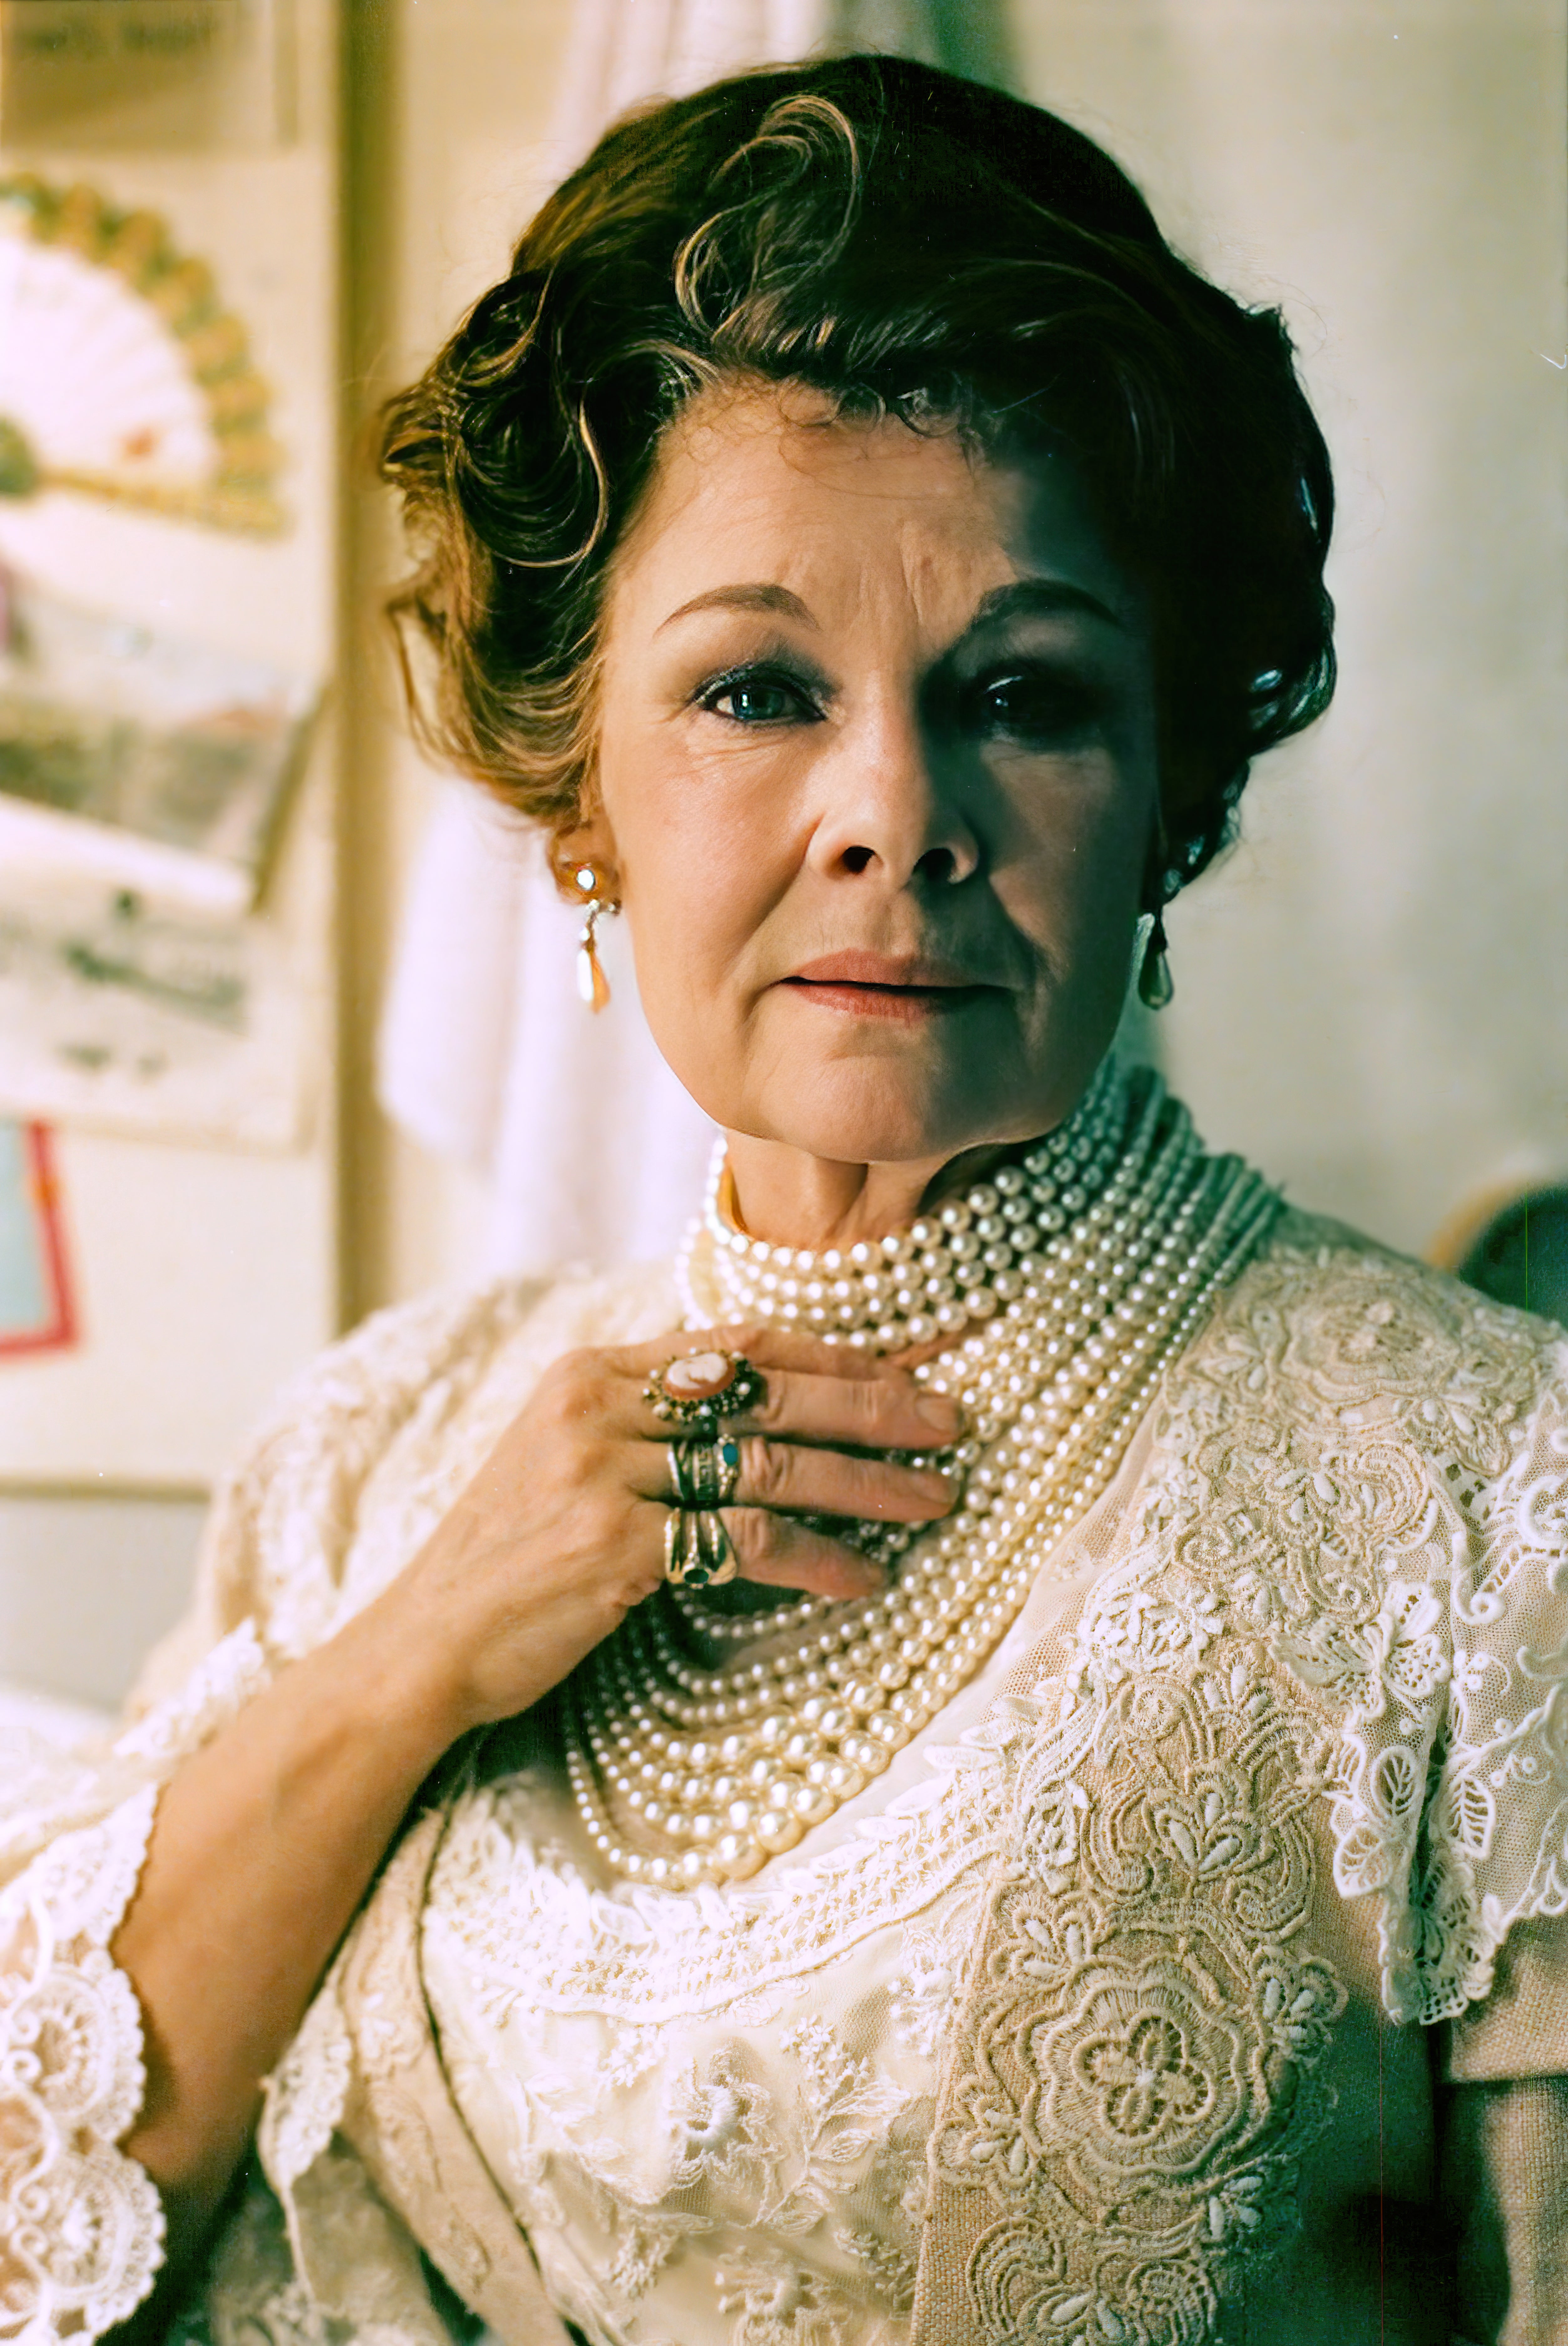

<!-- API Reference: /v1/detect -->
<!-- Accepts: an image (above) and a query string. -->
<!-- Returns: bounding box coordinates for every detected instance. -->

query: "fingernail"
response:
[915,1394,966,1437]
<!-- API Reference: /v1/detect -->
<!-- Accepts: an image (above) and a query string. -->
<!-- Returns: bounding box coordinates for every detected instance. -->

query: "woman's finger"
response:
[619,1436,947,1530]
[736,1437,955,1522]
[604,1323,908,1385]
[628,1434,954,1525]
[599,1325,966,1451]
[733,1366,963,1452]
[717,1506,887,1599]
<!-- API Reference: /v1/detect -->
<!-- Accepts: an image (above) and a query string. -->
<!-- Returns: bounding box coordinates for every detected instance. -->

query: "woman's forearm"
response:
[105,1325,925,2271]
[111,1593,467,2256]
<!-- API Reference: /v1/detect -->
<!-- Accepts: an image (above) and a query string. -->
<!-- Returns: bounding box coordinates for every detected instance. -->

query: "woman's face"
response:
[586,383,1159,1179]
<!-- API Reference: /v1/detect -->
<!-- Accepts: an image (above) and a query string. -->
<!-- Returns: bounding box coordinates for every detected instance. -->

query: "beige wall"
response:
[0,1,343,1480]
[0,0,343,1700]
[340,0,1566,1315]
[1020,1,1566,1253]
[339,0,575,1320]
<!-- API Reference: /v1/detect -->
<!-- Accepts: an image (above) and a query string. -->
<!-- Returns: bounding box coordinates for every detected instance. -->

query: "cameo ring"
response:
[645,1347,764,1430]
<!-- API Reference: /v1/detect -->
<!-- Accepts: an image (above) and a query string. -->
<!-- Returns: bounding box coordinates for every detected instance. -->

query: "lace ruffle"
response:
[911,1218,1568,2343]
[1136,1215,1568,2024]
[0,1787,166,2342]
[0,1625,279,2344]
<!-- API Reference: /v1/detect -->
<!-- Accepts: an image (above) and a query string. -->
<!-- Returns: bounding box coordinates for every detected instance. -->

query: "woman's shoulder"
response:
[1246,1196,1562,1349]
[248,1255,681,1453]
[158,1258,683,1677]
[1137,1199,1568,2030]
[1175,1196,1567,1468]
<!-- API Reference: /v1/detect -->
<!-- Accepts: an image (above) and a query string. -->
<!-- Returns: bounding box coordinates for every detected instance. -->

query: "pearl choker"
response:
[563,1063,1278,1890]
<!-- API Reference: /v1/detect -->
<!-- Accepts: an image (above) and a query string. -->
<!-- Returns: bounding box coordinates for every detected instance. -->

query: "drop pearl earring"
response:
[573,865,619,1012]
[1138,908,1174,1011]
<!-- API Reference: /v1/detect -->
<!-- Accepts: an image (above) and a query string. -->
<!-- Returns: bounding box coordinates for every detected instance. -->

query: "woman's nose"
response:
[807,697,980,889]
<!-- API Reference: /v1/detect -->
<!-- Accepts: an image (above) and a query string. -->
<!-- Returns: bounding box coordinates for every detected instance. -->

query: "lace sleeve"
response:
[0,1273,566,2343]
[1415,1342,1568,2028]
[0,1623,276,2344]
[0,1787,166,2339]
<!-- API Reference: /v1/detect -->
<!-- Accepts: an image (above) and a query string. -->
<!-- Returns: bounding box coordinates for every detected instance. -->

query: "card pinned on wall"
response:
[0,878,313,1150]
[0,0,295,153]
[0,1119,75,1358]
[0,576,317,915]
[0,577,320,1151]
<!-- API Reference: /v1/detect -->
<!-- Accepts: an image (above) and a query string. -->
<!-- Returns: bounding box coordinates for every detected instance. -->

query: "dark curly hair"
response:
[380,54,1335,900]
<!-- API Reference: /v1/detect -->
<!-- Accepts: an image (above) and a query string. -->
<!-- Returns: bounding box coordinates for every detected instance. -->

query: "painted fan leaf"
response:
[0,176,283,533]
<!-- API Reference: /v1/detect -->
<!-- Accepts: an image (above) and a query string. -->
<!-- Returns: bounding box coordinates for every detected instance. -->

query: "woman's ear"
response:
[547,819,621,908]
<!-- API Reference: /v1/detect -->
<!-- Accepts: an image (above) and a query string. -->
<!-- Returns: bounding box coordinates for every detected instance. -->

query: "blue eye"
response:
[698,668,819,725]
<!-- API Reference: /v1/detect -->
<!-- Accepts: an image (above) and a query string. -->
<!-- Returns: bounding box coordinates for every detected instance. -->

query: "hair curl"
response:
[380,55,1335,898]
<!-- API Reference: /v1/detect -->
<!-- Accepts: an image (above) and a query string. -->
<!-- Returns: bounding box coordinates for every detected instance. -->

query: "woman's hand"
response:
[106,1325,961,2243]
[381,1325,965,1736]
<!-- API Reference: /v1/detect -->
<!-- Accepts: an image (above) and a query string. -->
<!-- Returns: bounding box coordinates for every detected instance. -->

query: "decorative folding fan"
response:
[0,175,284,534]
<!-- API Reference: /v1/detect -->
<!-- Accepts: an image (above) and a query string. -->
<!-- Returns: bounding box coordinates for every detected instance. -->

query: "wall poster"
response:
[0,1118,75,1356]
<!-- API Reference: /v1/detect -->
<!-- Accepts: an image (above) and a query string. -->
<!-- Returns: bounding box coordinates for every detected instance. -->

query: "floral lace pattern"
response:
[925,1663,1345,2343]
[914,1214,1568,2341]
[1,1623,276,2346]
[414,1719,1020,2346]
[0,1789,165,2341]
[1143,1215,1568,2024]
[5,1218,1566,2346]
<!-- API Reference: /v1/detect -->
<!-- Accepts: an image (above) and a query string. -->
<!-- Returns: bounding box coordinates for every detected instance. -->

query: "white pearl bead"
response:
[791,1782,836,1825]
[870,1713,912,1748]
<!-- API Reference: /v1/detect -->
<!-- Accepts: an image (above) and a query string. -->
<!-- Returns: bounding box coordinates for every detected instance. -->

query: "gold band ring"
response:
[663,1505,738,1591]
[667,1436,742,1509]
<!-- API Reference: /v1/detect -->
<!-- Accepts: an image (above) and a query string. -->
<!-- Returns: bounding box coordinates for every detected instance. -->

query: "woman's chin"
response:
[666,1025,1050,1171]
[740,1088,1009,1171]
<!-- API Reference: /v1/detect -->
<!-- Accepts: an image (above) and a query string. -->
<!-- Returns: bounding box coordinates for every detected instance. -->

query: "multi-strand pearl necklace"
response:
[562,1063,1278,1890]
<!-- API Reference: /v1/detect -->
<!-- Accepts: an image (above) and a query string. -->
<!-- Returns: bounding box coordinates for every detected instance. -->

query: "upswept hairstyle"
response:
[380,55,1335,898]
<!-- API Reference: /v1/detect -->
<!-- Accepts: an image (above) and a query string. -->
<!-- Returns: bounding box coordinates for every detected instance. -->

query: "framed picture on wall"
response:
[0,1119,75,1357]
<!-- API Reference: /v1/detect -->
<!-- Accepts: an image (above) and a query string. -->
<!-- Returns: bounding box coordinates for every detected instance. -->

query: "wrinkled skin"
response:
[565,379,1161,1247]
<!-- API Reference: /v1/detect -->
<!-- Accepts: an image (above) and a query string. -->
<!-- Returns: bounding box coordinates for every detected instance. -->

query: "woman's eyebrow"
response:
[657,582,816,632]
[968,579,1126,632]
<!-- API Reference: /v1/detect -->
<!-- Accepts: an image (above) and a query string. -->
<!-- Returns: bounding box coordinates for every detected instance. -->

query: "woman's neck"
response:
[721,1131,1037,1251]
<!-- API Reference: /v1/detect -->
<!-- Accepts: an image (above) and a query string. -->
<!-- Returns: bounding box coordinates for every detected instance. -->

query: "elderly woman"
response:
[4,54,1564,2346]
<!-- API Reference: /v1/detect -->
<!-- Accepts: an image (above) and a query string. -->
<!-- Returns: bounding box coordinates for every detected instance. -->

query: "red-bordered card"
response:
[0,1121,77,1357]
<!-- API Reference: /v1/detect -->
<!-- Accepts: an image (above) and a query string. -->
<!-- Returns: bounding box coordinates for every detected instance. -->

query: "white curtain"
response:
[376,0,1002,1277]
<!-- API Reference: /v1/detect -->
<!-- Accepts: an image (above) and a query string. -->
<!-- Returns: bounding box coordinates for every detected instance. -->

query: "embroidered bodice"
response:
[418,1433,1146,2346]
[3,1210,1566,2346]
[424,1727,989,2344]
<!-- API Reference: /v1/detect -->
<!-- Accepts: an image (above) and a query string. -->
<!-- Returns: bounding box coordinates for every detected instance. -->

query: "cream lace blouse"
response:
[3,1210,1567,2346]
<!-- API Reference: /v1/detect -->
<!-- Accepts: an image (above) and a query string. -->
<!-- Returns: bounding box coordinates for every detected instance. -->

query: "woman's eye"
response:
[698,670,819,726]
[966,668,1100,747]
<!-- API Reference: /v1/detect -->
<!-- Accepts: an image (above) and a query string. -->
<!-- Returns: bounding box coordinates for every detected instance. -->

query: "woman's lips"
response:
[785,980,985,1023]
[781,951,996,1024]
